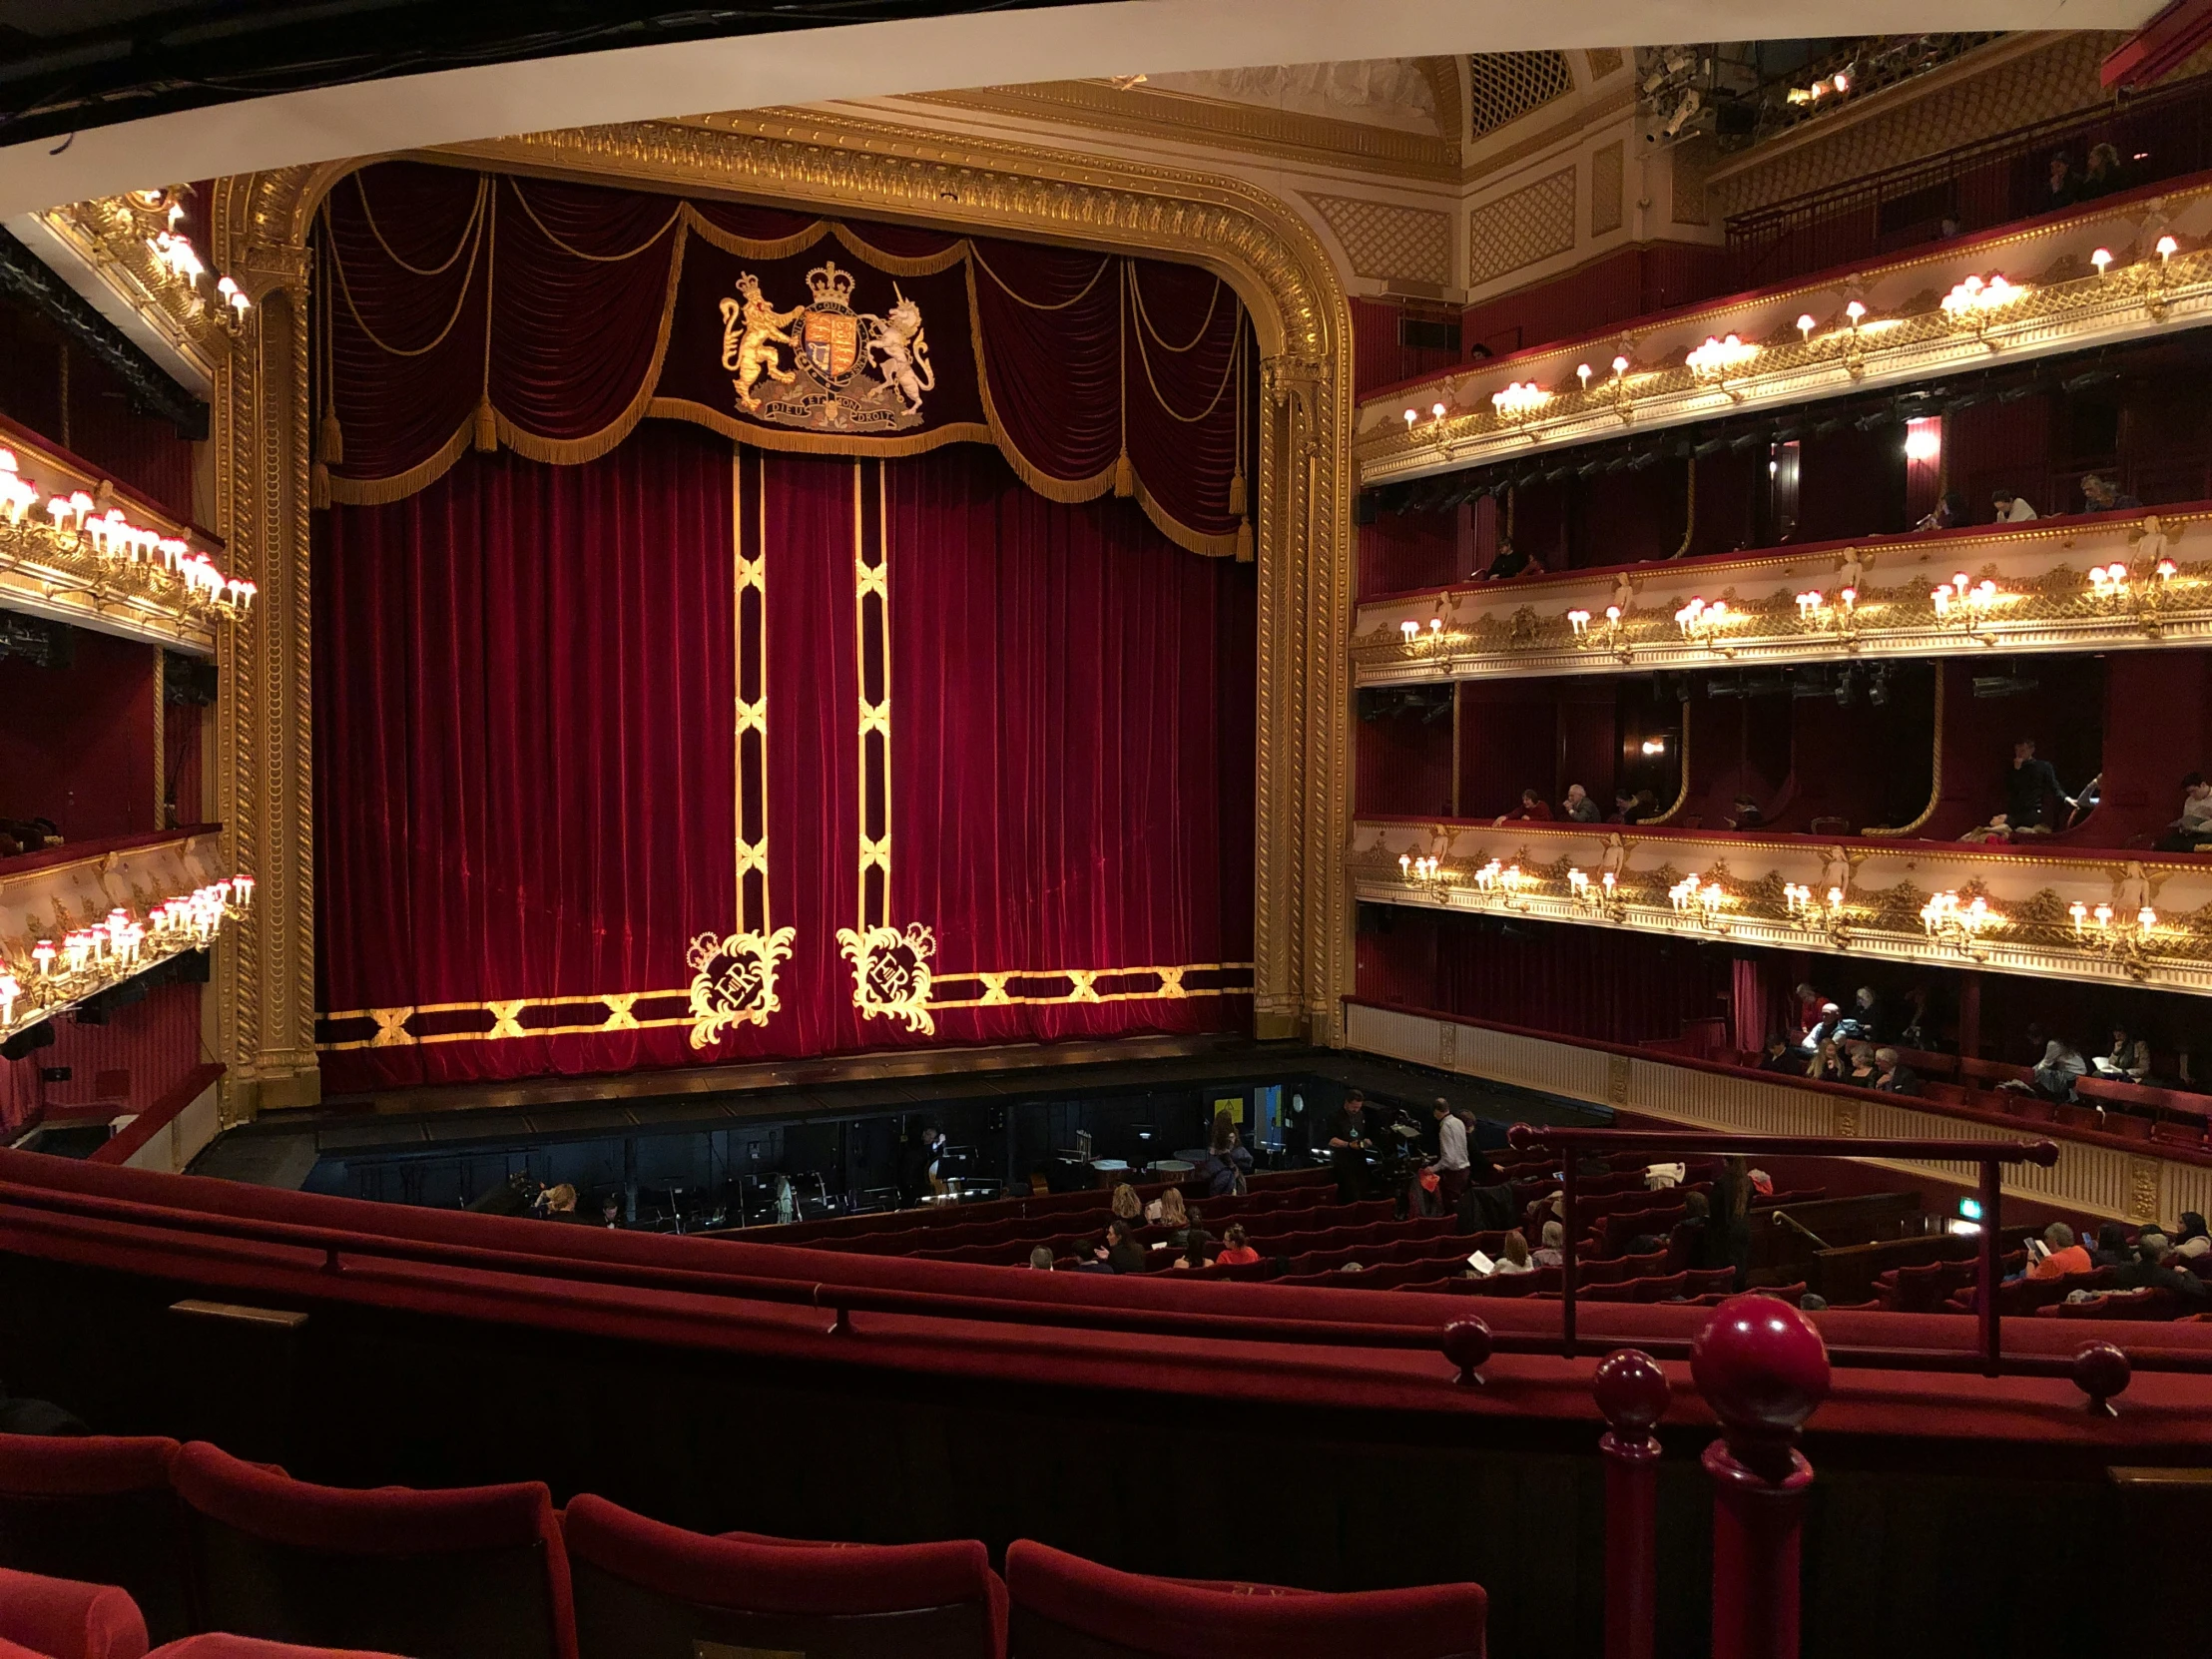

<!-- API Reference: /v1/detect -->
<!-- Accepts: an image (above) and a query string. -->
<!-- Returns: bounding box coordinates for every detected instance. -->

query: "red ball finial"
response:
[2071,1342,2131,1416]
[1594,1347,1671,1439]
[1442,1316,1494,1386]
[1692,1294,1830,1480]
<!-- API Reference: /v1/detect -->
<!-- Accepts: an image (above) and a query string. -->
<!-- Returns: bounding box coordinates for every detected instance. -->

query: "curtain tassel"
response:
[1227,468,1247,520]
[472,396,499,453]
[317,405,344,467]
[309,459,331,511]
[1112,448,1134,499]
[1235,516,1254,563]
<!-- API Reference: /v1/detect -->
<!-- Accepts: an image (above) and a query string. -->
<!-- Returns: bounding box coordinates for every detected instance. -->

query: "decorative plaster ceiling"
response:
[1142,59,1445,135]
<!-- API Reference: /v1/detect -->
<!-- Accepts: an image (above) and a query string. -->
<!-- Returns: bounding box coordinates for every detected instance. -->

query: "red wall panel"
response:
[0,978,206,1128]
[0,629,158,841]
[1351,298,1459,402]
[1461,244,1734,364]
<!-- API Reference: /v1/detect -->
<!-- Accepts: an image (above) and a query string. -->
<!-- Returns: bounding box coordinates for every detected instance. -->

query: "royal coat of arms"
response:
[718,260,933,434]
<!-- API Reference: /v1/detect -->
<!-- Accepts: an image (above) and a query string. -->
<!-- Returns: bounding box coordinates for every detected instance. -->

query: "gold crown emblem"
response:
[807,261,856,305]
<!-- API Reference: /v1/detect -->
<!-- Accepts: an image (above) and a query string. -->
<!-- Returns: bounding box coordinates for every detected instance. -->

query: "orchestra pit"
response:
[9,4,2212,1655]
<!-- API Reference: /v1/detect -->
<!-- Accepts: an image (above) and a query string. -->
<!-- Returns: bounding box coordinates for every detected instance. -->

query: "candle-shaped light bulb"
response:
[1846,300,1867,321]
[1431,401,1446,421]
[1797,314,1815,340]
[2157,235,2178,262]
[1403,408,1417,428]
[2092,248,2112,276]
[1612,354,1629,376]
[1400,852,1411,874]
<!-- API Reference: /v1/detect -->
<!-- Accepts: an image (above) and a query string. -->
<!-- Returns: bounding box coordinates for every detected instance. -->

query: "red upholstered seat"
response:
[1003,1540,1484,1659]
[0,1436,188,1645]
[0,1566,148,1659]
[560,1493,1004,1659]
[169,1443,575,1659]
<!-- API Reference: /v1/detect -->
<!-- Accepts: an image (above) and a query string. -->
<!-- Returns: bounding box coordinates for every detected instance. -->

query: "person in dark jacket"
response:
[1198,1112,1253,1197]
[1105,1218,1146,1273]
[2002,739,2074,833]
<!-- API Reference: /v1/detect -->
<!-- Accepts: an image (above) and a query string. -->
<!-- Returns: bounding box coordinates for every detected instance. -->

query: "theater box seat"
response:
[0,1567,148,1659]
[169,1443,574,1659]
[560,1494,1005,1659]
[0,1436,188,1645]
[1003,1539,1484,1658]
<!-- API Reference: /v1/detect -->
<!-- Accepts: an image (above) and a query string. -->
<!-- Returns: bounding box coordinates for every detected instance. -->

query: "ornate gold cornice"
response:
[898,82,1458,183]
[1357,509,2209,684]
[212,108,1360,1103]
[1353,816,2212,996]
[1362,177,2212,486]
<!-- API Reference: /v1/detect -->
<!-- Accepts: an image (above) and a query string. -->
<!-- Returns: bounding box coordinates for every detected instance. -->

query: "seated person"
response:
[1842,1040,1881,1086]
[2091,1026,2151,1083]
[1070,1237,1115,1274]
[1485,1230,1536,1276]
[2171,1212,2211,1261]
[1028,1246,1056,1270]
[2079,471,2141,513]
[1215,1224,1260,1266]
[2155,772,2212,851]
[1481,535,1544,580]
[1999,1032,2087,1102]
[1609,788,1658,825]
[2025,1222,2094,1281]
[1992,488,2038,523]
[1958,812,2012,844]
[1170,1229,1211,1270]
[1798,1001,1845,1055]
[2091,1223,2135,1269]
[1168,1204,1202,1251]
[1725,795,1764,830]
[1914,489,1968,532]
[1530,1220,1564,1269]
[1872,1047,1922,1096]
[1105,1218,1147,1273]
[2111,1231,2210,1300]
[2077,140,2128,199]
[1839,985,1884,1041]
[1494,789,1552,825]
[1757,1035,1801,1073]
[1806,1037,1847,1082]
[1560,782,1602,823]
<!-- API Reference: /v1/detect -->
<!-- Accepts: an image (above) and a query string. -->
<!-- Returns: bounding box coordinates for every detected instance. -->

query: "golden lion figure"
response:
[865,286,935,414]
[720,274,802,411]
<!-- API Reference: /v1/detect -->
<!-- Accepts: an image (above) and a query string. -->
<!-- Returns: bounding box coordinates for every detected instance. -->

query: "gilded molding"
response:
[1356,510,2212,684]
[224,107,1357,1085]
[1352,816,2212,996]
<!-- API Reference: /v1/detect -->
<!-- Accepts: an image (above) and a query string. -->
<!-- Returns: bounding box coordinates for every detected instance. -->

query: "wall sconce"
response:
[1,450,252,620]
[1932,571,2001,637]
[1939,274,2027,346]
[1686,332,1758,399]
[1398,852,1450,900]
[2070,897,2158,971]
[1491,380,1550,426]
[5,873,252,1040]
[1669,873,1730,931]
[1674,595,1735,649]
[1921,889,1999,958]
[1568,866,1624,920]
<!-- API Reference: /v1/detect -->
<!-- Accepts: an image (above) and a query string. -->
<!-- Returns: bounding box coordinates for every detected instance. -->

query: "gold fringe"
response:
[1113,450,1134,498]
[1228,469,1247,519]
[1235,517,1253,562]
[649,398,993,461]
[472,396,498,453]
[310,460,330,511]
[317,406,344,465]
[325,422,475,507]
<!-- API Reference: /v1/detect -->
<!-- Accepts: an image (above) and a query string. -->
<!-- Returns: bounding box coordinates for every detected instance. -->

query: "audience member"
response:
[601,1196,622,1229]
[1840,984,1883,1041]
[1429,1096,1472,1211]
[2091,1223,2135,1269]
[1328,1093,1374,1202]
[1873,1047,1922,1096]
[2044,151,2076,210]
[2078,141,2127,199]
[2111,1231,2210,1301]
[1483,535,1543,580]
[1494,789,1552,825]
[537,1183,581,1221]
[1992,488,2038,523]
[2092,1026,2151,1083]
[1958,812,2012,843]
[2079,472,2140,513]
[1112,1182,1143,1223]
[2002,738,2073,832]
[1610,789,1658,825]
[1198,1113,1253,1197]
[1806,1038,1847,1083]
[1710,1157,1756,1286]
[1489,1230,1535,1276]
[1105,1218,1146,1273]
[1172,1229,1212,1270]
[2155,772,2212,851]
[1726,795,1764,830]
[1758,1035,1800,1073]
[1028,1246,1056,1270]
[1561,782,1602,823]
[2026,1222,2093,1281]
[1216,1224,1260,1266]
[1531,1220,1565,1269]
[1842,1040,1880,1086]
[2172,1212,2211,1261]
[1915,489,1968,532]
[1071,1238,1115,1274]
[1799,1001,1845,1055]
[1897,983,1935,1049]
[1148,1187,1188,1230]
[1169,1204,1203,1252]
[1798,1294,1829,1312]
[2028,1035,2088,1102]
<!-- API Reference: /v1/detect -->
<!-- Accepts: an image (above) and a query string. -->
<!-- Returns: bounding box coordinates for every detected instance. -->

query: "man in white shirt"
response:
[1430,1097,1471,1211]
[1992,488,2038,523]
[2158,771,2212,850]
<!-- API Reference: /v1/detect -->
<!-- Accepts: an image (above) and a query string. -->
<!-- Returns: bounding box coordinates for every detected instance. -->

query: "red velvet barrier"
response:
[0,1436,176,1498]
[563,1494,1004,1628]
[1003,1539,1484,1659]
[318,164,1254,557]
[148,1642,404,1659]
[0,1568,147,1659]
[314,428,1253,1086]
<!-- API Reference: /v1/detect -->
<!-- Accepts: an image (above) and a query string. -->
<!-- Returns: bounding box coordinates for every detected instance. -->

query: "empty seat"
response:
[0,1567,148,1659]
[561,1493,1003,1659]
[1004,1540,1483,1659]
[169,1443,574,1659]
[0,1436,188,1645]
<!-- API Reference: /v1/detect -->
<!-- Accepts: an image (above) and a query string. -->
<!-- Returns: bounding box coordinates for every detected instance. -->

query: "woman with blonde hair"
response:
[1111,1182,1143,1223]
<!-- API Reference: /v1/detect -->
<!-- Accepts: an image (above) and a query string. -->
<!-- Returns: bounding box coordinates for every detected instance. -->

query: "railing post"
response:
[1561,1158,1580,1360]
[1595,1349,1670,1659]
[1692,1295,1831,1659]
[1976,1157,2002,1378]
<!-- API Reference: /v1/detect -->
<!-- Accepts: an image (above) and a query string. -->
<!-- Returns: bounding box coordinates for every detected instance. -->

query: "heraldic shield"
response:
[717,259,932,434]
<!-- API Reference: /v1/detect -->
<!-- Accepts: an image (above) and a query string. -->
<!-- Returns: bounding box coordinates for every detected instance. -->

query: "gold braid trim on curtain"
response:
[325,423,476,507]
[645,399,993,460]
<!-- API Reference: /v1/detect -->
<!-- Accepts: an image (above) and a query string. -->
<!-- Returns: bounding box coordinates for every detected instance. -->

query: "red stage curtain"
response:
[314,425,1253,1089]
[317,163,1254,556]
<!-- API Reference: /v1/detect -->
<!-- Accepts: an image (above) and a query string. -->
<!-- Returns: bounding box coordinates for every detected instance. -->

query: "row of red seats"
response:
[0,1435,1486,1659]
[857,1184,1349,1259]
[912,1196,1398,1266]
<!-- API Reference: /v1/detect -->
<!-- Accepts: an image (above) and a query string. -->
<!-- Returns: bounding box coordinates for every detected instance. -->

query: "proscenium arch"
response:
[210,110,1356,1115]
